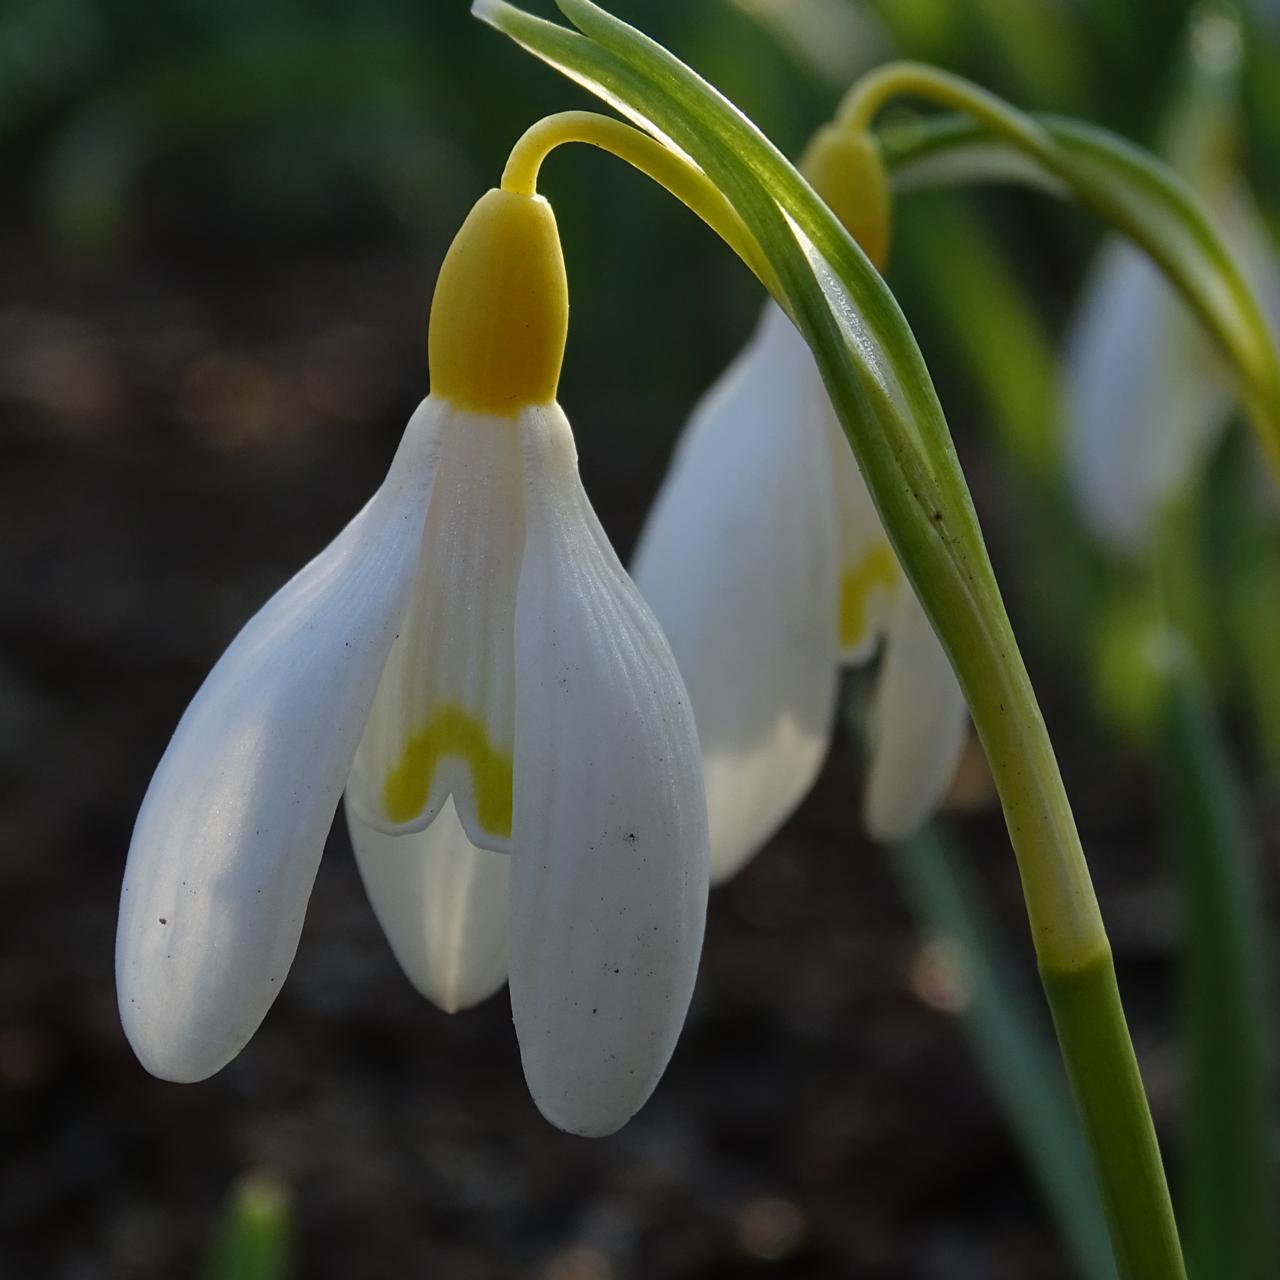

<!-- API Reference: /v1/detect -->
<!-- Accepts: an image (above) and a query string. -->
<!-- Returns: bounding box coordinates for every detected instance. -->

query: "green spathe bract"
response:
[877,104,1280,475]
[472,3,1201,1276]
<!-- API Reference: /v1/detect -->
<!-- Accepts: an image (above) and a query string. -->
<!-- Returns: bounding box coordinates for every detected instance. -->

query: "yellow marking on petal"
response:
[383,705,514,838]
[839,544,899,648]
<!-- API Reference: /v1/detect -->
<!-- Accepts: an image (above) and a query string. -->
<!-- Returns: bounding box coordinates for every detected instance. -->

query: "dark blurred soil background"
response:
[2,1,1277,1276]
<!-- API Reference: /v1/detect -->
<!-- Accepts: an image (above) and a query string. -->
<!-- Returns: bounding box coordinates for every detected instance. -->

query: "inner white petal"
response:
[347,407,523,854]
[345,795,509,1014]
[864,584,969,843]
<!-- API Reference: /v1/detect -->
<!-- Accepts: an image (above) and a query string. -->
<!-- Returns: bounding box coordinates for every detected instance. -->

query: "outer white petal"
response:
[864,584,969,843]
[1063,239,1228,555]
[347,407,523,853]
[116,398,442,1082]
[344,795,509,1013]
[509,404,709,1138]
[632,302,841,883]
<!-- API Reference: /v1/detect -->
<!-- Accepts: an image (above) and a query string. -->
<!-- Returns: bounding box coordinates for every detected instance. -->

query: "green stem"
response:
[839,60,1050,152]
[1043,954,1185,1280]
[943,570,1186,1280]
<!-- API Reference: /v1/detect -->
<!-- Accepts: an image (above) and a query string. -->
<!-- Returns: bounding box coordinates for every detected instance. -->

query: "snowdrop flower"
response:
[633,128,968,884]
[1064,12,1280,556]
[117,187,710,1137]
[1062,201,1279,556]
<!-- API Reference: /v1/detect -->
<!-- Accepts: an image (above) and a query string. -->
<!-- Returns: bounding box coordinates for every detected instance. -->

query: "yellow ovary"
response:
[428,188,569,415]
[839,544,898,648]
[799,125,891,271]
[383,705,514,838]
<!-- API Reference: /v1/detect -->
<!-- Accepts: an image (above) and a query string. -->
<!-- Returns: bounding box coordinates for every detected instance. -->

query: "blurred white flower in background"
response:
[633,299,968,884]
[1063,9,1280,556]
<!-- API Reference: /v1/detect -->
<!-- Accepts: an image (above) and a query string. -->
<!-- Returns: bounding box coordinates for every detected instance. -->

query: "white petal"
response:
[345,795,509,1013]
[347,407,523,853]
[864,584,969,843]
[509,404,709,1138]
[116,398,442,1081]
[1063,239,1229,555]
[632,303,841,883]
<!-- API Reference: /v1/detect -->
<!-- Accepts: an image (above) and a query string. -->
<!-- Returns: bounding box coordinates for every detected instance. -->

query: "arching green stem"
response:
[846,62,1280,480]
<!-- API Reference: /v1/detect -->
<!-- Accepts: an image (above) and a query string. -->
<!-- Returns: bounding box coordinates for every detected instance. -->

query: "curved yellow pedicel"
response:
[799,125,891,272]
[383,705,514,839]
[428,187,569,415]
[839,543,898,649]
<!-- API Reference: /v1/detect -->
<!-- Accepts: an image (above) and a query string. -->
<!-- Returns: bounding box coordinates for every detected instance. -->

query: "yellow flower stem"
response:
[501,111,779,295]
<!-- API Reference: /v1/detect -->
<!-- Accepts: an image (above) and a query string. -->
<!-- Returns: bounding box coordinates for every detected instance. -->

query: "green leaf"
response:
[879,110,1280,475]
[1159,662,1279,1280]
[203,1173,292,1280]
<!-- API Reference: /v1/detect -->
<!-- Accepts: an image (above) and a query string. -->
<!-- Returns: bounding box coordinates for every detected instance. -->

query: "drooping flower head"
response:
[117,185,710,1137]
[633,124,969,883]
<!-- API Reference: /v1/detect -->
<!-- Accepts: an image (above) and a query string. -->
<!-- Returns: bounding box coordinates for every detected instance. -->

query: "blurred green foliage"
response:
[5,2,1279,1272]
[203,1172,292,1280]
[5,0,1277,493]
[7,0,1275,421]
[1160,662,1278,1280]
